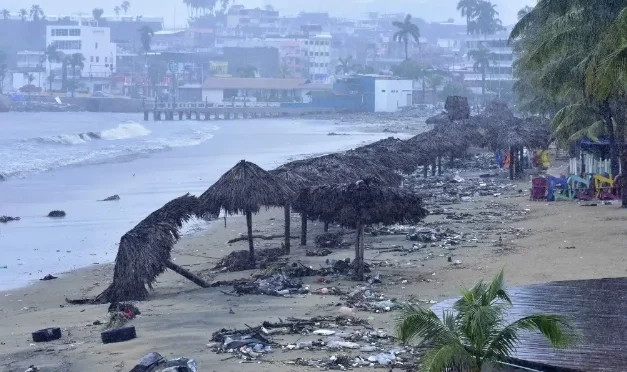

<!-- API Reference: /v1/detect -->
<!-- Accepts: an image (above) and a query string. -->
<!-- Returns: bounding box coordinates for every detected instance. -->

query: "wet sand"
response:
[2,169,627,371]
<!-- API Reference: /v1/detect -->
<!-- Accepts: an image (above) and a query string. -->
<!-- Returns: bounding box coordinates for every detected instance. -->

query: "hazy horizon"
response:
[1,0,533,28]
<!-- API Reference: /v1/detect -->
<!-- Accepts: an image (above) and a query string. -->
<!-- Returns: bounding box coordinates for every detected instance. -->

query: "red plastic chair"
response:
[530,177,547,201]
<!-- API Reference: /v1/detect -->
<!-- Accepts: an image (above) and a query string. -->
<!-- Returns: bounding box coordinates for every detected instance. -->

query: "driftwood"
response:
[227,234,299,244]
[165,261,210,288]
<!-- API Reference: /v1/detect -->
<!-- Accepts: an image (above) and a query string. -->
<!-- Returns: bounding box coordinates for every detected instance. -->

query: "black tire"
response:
[101,326,136,344]
[32,327,62,342]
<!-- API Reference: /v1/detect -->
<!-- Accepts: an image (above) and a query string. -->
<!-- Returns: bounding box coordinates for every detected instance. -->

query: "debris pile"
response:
[214,247,287,272]
[0,216,20,223]
[315,232,344,248]
[129,352,198,372]
[345,287,401,313]
[104,302,141,330]
[233,274,309,296]
[306,248,333,257]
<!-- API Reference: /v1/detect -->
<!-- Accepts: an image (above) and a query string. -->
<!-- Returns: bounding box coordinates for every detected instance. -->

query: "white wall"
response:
[11,71,48,91]
[202,89,224,104]
[374,79,413,112]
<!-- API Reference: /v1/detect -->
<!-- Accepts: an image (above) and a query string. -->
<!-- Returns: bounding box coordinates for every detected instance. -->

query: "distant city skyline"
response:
[1,0,533,28]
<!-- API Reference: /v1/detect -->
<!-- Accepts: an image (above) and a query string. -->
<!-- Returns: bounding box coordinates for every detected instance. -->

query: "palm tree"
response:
[474,0,502,35]
[46,71,56,91]
[29,5,44,21]
[335,56,353,75]
[468,47,493,100]
[67,53,85,97]
[1,9,9,21]
[397,271,577,372]
[121,1,130,14]
[517,5,533,21]
[279,63,292,78]
[457,0,480,34]
[92,8,104,24]
[0,51,7,94]
[391,60,431,103]
[18,8,27,22]
[114,6,121,16]
[138,25,154,53]
[393,14,420,61]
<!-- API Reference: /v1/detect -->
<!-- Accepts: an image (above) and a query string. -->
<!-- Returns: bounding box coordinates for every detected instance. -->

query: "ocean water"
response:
[0,112,390,290]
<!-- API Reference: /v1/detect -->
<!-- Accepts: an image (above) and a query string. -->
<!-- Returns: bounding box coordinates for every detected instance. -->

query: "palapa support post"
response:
[324,222,329,232]
[423,164,428,178]
[300,212,307,246]
[509,146,515,180]
[431,158,436,176]
[245,210,255,262]
[437,156,442,176]
[519,148,525,174]
[354,222,365,281]
[284,203,291,253]
[165,261,210,288]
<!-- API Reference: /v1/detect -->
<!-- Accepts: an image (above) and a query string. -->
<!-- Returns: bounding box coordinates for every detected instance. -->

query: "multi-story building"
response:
[46,24,117,80]
[463,28,515,97]
[304,33,332,82]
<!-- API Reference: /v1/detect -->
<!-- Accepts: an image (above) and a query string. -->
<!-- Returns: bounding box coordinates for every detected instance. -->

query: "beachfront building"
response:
[182,77,332,104]
[304,34,332,82]
[311,75,413,112]
[463,28,515,97]
[45,23,117,93]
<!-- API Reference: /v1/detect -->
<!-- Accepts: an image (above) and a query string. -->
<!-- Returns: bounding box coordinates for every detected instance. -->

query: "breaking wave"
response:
[31,122,151,145]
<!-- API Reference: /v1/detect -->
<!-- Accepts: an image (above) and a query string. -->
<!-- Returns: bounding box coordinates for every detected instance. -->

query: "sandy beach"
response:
[2,162,626,371]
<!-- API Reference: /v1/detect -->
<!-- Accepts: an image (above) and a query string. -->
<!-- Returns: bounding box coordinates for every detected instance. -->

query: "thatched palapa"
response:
[347,137,421,174]
[294,179,428,280]
[92,194,202,303]
[199,160,289,263]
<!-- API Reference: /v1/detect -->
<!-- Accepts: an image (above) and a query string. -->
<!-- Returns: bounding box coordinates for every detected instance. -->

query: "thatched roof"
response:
[94,193,199,303]
[293,179,428,229]
[445,96,470,121]
[346,137,421,174]
[425,112,452,126]
[199,160,290,215]
[269,167,311,196]
[280,153,403,187]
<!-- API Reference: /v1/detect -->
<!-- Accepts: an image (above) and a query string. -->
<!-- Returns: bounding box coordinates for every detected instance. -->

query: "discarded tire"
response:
[101,326,136,344]
[32,327,61,342]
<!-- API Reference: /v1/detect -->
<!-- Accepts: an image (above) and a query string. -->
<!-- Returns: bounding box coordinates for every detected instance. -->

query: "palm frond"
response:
[420,342,475,372]
[396,305,457,346]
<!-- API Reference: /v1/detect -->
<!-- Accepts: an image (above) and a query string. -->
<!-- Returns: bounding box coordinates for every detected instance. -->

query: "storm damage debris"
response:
[129,352,198,372]
[232,274,309,296]
[213,248,287,272]
[0,216,20,223]
[104,302,141,330]
[315,232,345,248]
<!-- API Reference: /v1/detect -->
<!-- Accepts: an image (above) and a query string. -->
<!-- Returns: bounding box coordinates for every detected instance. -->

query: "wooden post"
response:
[324,222,329,232]
[437,156,442,176]
[423,164,428,178]
[431,158,436,176]
[246,211,255,263]
[165,261,209,288]
[354,221,364,281]
[300,212,307,246]
[519,148,525,174]
[284,203,291,253]
[509,147,515,180]
[144,111,149,121]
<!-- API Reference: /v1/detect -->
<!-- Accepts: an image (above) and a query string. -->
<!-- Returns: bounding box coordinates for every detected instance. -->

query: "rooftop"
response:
[201,78,332,91]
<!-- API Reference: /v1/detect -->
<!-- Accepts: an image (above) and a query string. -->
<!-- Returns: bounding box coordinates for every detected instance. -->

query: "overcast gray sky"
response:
[2,0,533,28]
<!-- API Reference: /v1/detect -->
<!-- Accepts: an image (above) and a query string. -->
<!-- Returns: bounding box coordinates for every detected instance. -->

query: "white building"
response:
[464,28,515,96]
[374,78,413,112]
[304,34,332,82]
[46,24,117,82]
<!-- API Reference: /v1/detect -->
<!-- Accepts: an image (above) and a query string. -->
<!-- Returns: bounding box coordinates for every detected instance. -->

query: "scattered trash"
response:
[47,210,66,218]
[214,248,286,272]
[129,352,163,372]
[315,232,344,248]
[313,329,336,336]
[105,302,141,329]
[129,352,198,372]
[40,274,58,281]
[24,366,39,372]
[233,274,308,296]
[306,248,333,257]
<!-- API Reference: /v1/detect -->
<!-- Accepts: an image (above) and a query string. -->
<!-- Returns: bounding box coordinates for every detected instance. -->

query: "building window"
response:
[304,51,308,56]
[96,56,99,63]
[95,42,98,49]
[381,90,386,92]
[52,40,82,50]
[325,52,329,56]
[69,29,81,36]
[104,57,108,63]
[90,56,94,62]
[51,28,69,36]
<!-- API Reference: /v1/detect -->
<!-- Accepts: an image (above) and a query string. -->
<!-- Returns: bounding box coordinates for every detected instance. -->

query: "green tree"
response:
[1,9,9,22]
[397,271,577,372]
[114,6,121,16]
[457,0,480,35]
[517,5,533,20]
[92,8,104,24]
[29,5,44,22]
[426,73,445,105]
[473,1,502,35]
[335,56,353,75]
[468,47,493,100]
[19,8,27,22]
[279,63,292,78]
[121,1,130,14]
[392,14,420,60]
[138,25,154,53]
